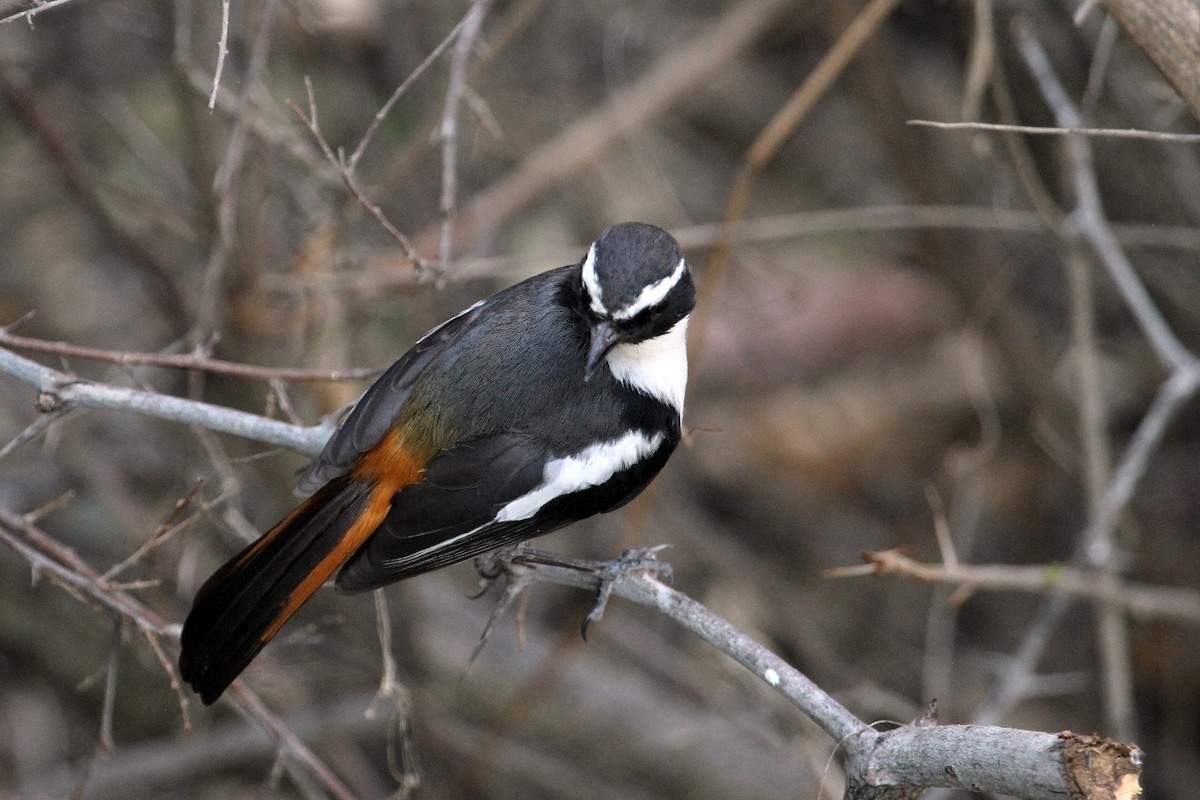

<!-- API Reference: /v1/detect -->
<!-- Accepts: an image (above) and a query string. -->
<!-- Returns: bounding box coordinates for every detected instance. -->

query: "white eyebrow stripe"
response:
[613,256,687,320]
[581,243,607,316]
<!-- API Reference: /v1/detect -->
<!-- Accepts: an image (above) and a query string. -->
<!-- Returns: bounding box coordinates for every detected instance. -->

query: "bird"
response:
[179,222,696,704]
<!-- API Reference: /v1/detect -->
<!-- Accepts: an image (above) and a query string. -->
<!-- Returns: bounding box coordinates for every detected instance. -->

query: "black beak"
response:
[585,320,621,381]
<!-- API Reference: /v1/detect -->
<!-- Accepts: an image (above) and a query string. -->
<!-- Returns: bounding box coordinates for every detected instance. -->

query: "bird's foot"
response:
[580,546,673,640]
[468,545,673,655]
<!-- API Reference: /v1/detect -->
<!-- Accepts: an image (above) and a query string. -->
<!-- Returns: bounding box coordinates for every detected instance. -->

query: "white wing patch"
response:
[606,317,689,415]
[613,257,687,321]
[381,430,665,570]
[496,430,665,522]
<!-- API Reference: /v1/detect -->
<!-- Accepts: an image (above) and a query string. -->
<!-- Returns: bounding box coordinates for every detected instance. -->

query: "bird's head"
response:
[579,222,696,381]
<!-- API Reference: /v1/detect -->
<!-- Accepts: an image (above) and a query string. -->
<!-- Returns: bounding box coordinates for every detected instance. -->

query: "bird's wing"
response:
[297,299,489,493]
[335,432,558,591]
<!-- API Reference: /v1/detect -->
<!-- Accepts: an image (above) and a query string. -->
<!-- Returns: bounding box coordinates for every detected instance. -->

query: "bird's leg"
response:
[465,552,535,670]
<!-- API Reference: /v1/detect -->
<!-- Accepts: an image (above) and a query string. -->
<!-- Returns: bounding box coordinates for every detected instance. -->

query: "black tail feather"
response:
[179,476,373,704]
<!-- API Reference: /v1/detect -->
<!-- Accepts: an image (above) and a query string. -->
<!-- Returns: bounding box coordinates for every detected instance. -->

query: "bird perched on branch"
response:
[179,222,696,704]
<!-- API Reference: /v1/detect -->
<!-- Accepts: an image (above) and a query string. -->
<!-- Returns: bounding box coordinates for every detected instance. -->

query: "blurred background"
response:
[0,0,1198,797]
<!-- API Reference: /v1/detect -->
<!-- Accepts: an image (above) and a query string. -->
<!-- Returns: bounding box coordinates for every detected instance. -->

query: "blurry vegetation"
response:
[0,0,1198,797]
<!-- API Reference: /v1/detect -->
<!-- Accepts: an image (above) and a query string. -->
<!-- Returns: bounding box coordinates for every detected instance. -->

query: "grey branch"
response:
[501,554,1141,800]
[0,345,332,457]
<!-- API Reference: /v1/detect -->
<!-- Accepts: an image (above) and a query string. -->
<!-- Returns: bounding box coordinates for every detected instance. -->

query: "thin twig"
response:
[286,204,1200,294]
[195,0,283,347]
[0,329,381,382]
[438,0,491,273]
[209,0,231,109]
[980,17,1200,740]
[0,0,78,25]
[909,118,1200,143]
[1014,17,1199,374]
[828,549,1200,626]
[0,412,62,461]
[288,78,430,272]
[349,10,473,170]
[227,685,358,800]
[409,0,794,258]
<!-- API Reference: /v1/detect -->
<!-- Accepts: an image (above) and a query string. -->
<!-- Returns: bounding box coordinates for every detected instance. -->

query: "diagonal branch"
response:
[499,551,1141,800]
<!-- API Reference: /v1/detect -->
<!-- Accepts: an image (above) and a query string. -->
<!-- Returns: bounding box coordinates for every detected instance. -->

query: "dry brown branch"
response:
[693,0,901,356]
[909,118,1200,142]
[829,549,1200,626]
[289,78,431,273]
[438,0,492,273]
[0,328,381,382]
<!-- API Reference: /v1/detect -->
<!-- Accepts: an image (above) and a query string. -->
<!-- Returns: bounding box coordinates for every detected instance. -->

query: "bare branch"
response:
[909,118,1200,143]
[0,0,78,25]
[438,0,491,273]
[349,9,473,170]
[209,0,231,109]
[829,549,1200,626]
[0,345,331,456]
[288,79,431,273]
[499,551,1141,800]
[0,329,381,382]
[1013,17,1200,550]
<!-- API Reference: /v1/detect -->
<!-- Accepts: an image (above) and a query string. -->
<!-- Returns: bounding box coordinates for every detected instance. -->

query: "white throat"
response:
[605,317,689,416]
